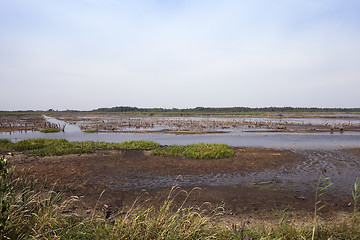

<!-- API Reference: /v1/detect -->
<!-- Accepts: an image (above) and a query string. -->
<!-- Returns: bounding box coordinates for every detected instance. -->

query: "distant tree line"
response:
[92,106,360,113]
[3,106,359,114]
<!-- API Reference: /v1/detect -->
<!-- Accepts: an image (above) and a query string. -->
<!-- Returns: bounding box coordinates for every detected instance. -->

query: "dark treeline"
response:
[2,107,359,114]
[92,106,360,113]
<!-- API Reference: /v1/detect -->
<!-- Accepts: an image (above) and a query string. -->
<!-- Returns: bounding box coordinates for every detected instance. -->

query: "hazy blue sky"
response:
[1,0,360,110]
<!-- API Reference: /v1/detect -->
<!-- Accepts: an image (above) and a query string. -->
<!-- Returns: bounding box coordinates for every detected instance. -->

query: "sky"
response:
[1,0,360,111]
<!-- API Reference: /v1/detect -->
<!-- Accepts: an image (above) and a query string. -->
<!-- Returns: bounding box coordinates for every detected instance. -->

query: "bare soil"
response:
[8,147,357,224]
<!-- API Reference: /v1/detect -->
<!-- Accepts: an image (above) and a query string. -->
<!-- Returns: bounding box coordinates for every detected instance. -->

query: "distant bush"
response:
[152,143,234,159]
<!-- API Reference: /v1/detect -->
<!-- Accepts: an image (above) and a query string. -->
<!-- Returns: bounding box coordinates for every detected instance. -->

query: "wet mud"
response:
[8,147,360,222]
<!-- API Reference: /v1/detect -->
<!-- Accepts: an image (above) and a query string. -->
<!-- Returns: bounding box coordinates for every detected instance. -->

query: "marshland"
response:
[1,111,360,239]
[3,0,360,237]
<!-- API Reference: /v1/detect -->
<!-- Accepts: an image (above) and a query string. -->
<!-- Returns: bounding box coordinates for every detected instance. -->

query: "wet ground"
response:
[8,147,360,223]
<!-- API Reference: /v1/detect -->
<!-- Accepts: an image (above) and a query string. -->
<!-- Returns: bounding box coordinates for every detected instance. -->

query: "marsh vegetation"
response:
[1,138,234,159]
[0,114,65,133]
[1,139,161,156]
[2,153,360,239]
[2,111,360,238]
[53,113,360,134]
[152,143,235,159]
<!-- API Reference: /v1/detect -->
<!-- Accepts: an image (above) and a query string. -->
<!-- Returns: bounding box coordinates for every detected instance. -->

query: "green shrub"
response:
[183,143,234,159]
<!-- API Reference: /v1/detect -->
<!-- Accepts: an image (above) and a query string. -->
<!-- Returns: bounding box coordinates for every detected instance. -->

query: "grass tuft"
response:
[152,143,234,159]
[40,128,60,133]
[83,129,98,133]
[117,140,161,149]
[0,139,13,152]
[2,139,161,156]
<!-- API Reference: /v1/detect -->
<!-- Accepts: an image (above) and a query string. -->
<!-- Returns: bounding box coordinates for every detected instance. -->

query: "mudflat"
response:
[8,147,360,224]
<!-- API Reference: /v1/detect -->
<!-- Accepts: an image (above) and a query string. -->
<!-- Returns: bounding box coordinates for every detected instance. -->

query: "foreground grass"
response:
[152,143,235,159]
[2,154,360,239]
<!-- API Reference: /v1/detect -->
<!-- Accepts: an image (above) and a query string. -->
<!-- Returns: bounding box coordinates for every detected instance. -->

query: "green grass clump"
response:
[13,138,68,151]
[152,145,186,157]
[13,139,94,156]
[73,140,160,150]
[8,139,161,156]
[117,140,161,149]
[152,143,234,159]
[40,128,60,133]
[4,139,233,158]
[183,143,234,159]
[0,139,13,152]
[83,129,98,133]
[0,154,65,239]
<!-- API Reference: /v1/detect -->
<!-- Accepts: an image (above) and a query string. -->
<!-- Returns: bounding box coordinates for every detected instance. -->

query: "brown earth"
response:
[7,148,356,225]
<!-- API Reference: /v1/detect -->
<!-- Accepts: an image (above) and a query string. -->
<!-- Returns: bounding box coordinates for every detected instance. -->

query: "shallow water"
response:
[1,115,360,149]
[2,116,360,194]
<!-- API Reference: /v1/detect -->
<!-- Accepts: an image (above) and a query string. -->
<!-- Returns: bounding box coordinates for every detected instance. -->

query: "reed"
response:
[0,154,67,239]
[2,153,360,239]
[352,178,360,223]
[312,175,333,240]
[117,140,160,149]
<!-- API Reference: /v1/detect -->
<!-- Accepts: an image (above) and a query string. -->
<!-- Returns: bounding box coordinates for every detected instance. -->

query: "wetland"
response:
[2,113,360,148]
[1,112,360,229]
